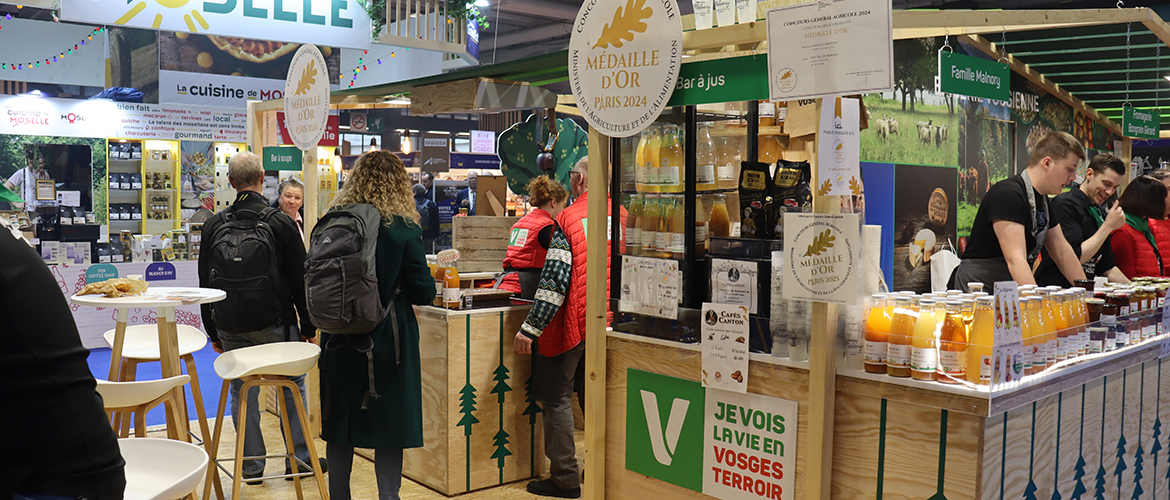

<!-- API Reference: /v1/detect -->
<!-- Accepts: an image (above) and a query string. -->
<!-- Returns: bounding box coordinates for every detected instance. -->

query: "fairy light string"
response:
[344,48,409,88]
[0,15,106,71]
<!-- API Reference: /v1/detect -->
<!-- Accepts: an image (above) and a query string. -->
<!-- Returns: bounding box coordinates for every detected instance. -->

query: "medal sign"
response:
[568,0,684,137]
[284,44,331,151]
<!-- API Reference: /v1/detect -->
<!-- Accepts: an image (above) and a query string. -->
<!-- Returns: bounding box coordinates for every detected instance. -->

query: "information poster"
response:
[702,303,750,393]
[992,281,1024,387]
[817,97,861,196]
[620,256,681,319]
[711,258,759,314]
[781,213,860,305]
[765,0,893,101]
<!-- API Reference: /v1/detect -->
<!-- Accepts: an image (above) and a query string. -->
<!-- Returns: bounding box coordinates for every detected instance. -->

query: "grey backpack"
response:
[306,203,401,409]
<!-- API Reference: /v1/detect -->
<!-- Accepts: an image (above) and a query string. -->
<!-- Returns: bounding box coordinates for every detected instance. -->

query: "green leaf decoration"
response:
[803,229,836,257]
[497,113,587,197]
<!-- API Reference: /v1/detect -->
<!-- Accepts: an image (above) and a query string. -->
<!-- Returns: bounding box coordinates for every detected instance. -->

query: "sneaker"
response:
[242,470,263,486]
[285,457,328,480]
[526,479,581,498]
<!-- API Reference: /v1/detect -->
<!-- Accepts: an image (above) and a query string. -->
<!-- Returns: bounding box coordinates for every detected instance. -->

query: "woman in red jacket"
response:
[1111,175,1170,278]
[498,176,569,298]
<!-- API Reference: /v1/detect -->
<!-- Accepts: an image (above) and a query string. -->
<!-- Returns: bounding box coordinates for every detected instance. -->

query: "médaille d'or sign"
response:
[569,0,684,138]
[284,44,331,151]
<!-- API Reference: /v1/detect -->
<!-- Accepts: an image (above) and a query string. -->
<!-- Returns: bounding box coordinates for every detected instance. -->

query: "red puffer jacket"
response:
[1111,220,1170,278]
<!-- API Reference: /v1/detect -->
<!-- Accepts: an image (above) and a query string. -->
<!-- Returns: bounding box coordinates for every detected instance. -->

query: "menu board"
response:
[620,256,681,319]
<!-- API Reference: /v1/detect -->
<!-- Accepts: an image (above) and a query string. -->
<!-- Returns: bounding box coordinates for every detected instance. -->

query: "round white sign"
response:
[568,0,683,138]
[283,44,331,151]
[787,218,857,300]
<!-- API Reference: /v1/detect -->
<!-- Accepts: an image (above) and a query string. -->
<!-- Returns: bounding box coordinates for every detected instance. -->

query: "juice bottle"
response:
[937,301,968,384]
[626,194,643,257]
[670,195,686,260]
[657,195,674,259]
[644,126,662,192]
[641,194,659,257]
[960,298,976,328]
[967,296,995,385]
[443,266,461,308]
[887,296,916,378]
[864,294,891,374]
[621,136,637,192]
[634,130,650,192]
[1049,291,1068,365]
[911,299,942,381]
[696,124,718,191]
[1071,288,1089,357]
[715,135,742,190]
[709,194,731,238]
[1019,297,1035,374]
[659,125,684,193]
[694,194,709,258]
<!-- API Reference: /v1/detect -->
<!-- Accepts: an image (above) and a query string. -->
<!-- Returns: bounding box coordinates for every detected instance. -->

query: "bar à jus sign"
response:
[569,0,683,137]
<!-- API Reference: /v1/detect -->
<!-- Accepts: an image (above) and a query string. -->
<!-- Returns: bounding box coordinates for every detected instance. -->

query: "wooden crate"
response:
[452,216,519,273]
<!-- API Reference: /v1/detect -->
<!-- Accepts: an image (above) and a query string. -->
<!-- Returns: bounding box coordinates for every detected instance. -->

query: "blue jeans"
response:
[220,325,311,475]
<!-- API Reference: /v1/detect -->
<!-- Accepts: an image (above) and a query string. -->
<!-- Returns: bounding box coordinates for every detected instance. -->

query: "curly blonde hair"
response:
[332,151,420,226]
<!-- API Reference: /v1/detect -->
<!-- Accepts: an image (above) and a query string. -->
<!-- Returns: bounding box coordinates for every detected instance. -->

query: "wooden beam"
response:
[555,104,582,117]
[682,21,764,52]
[583,126,610,500]
[962,34,1124,136]
[892,8,1150,38]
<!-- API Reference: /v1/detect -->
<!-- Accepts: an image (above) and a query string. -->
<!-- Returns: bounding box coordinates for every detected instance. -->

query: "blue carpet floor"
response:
[87,346,227,427]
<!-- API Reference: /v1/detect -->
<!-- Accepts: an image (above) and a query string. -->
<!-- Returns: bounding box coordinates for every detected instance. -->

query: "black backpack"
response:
[208,207,286,335]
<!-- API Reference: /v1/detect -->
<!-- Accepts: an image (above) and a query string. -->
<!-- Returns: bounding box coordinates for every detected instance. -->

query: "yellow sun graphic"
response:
[116,0,209,31]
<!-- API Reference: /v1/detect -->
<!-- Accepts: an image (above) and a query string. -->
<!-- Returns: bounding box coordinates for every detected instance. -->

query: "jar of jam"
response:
[1088,326,1108,354]
[1086,298,1104,324]
[1142,309,1156,341]
[1101,301,1120,351]
[1126,318,1140,347]
[1157,285,1168,309]
[1108,292,1131,318]
[1139,286,1157,311]
[1075,279,1096,292]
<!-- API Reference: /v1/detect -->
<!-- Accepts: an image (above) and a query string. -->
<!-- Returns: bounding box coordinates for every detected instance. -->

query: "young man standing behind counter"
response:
[1035,152,1129,287]
[951,131,1088,290]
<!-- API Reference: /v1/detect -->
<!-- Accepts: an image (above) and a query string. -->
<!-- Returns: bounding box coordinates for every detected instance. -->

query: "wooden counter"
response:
[605,331,1170,500]
[407,304,545,496]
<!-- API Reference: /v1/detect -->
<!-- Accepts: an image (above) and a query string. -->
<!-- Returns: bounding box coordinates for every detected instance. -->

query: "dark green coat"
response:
[320,218,435,449]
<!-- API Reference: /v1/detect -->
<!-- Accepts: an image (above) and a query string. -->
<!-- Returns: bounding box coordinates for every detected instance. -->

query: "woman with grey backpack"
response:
[309,151,435,499]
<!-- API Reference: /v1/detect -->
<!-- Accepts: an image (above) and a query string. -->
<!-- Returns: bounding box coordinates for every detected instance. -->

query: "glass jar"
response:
[1075,279,1096,292]
[1088,327,1107,354]
[1086,298,1104,324]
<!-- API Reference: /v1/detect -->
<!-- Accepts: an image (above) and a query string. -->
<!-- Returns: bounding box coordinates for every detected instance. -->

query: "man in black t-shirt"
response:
[1035,153,1129,287]
[953,131,1088,290]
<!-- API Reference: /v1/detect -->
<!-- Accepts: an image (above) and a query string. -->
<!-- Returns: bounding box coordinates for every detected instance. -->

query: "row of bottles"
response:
[630,124,748,193]
[624,193,732,259]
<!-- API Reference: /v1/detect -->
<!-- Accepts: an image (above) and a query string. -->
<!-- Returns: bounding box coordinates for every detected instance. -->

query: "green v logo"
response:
[640,390,691,466]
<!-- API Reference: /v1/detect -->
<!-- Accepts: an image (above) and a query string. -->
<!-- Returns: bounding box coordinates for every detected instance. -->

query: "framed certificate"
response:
[35,179,56,201]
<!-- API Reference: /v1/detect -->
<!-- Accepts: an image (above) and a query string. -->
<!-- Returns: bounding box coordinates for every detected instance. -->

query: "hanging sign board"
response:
[284,44,331,152]
[782,212,860,304]
[60,0,373,49]
[937,51,1009,102]
[263,146,303,170]
[420,132,452,173]
[765,0,893,101]
[568,0,684,137]
[667,55,769,107]
[816,97,860,196]
[1123,105,1160,140]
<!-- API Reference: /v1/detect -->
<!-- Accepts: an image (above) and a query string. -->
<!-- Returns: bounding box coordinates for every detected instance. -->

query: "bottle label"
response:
[910,346,937,372]
[1102,314,1116,326]
[1117,329,1129,347]
[938,350,967,378]
[643,231,658,251]
[1023,345,1033,370]
[660,166,680,186]
[1159,297,1166,308]
[656,232,670,252]
[1089,340,1103,354]
[697,164,716,184]
[1121,306,1130,316]
[444,287,460,302]
[759,101,775,118]
[863,340,887,364]
[979,355,992,381]
[886,344,911,368]
[718,164,736,181]
[1144,324,1155,340]
[695,225,708,245]
[1049,338,1061,362]
[628,227,642,245]
[731,222,742,237]
[670,233,686,253]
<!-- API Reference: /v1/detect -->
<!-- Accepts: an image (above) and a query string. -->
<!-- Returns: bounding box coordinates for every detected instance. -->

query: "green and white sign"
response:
[263,146,302,170]
[1123,105,1161,140]
[667,55,769,107]
[937,52,1009,102]
[626,369,798,500]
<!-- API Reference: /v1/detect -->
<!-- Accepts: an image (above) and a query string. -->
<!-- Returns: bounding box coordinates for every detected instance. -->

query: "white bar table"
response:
[72,287,226,441]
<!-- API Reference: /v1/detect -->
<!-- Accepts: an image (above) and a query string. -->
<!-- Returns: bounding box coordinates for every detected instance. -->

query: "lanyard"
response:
[1020,170,1049,264]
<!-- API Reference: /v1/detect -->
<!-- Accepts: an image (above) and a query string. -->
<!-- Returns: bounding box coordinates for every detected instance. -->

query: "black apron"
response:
[953,171,1049,291]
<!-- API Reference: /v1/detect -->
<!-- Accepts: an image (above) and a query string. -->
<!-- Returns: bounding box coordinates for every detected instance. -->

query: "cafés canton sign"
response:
[569,0,683,137]
[60,0,373,49]
[284,44,331,151]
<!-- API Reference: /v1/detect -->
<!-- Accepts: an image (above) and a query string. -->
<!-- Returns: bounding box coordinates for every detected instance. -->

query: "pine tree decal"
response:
[1051,393,1063,500]
[1131,365,1145,500]
[1113,372,1127,499]
[1071,455,1088,499]
[491,429,513,468]
[491,364,512,403]
[1153,361,1163,499]
[458,383,480,436]
[522,376,542,476]
[1025,402,1039,500]
[1093,376,1107,500]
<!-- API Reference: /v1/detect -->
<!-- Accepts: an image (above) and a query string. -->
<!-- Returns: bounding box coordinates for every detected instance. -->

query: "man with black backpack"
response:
[198,151,326,484]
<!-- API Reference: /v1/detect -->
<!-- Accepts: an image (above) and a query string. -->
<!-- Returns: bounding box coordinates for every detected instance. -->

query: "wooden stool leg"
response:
[184,354,212,446]
[232,379,254,500]
[202,380,230,500]
[134,405,147,438]
[276,382,306,500]
[119,359,137,437]
[288,380,328,500]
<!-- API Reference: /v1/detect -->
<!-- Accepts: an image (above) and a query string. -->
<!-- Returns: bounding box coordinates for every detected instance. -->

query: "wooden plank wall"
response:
[452,216,519,273]
[408,307,543,495]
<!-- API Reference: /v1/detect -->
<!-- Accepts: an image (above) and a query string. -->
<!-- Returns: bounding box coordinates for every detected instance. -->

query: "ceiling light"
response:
[1164,75,1170,82]
[474,0,490,6]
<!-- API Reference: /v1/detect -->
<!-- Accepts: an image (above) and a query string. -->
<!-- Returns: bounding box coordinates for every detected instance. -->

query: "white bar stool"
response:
[104,325,212,445]
[119,437,208,500]
[202,341,327,500]
[96,375,191,438]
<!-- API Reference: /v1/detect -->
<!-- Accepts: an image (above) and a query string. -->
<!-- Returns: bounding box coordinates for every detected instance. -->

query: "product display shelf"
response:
[107,157,143,231]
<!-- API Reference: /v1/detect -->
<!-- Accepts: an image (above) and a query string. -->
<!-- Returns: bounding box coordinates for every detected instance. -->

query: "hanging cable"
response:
[998,26,1008,63]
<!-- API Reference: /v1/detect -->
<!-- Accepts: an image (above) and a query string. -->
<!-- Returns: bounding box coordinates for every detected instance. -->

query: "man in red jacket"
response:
[514,158,626,498]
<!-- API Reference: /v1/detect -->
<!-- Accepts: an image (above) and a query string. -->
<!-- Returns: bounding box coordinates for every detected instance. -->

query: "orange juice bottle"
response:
[670,195,686,260]
[1036,290,1056,372]
[1071,287,1089,356]
[911,299,942,381]
[967,296,995,385]
[937,300,968,384]
[443,266,461,308]
[635,130,650,192]
[696,124,718,191]
[709,194,731,238]
[887,296,916,378]
[1051,291,1070,364]
[641,194,660,257]
[864,294,891,374]
[644,126,662,192]
[660,125,684,193]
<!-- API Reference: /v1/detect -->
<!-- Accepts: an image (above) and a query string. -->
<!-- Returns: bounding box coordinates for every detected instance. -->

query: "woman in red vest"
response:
[498,176,569,299]
[1111,175,1170,278]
